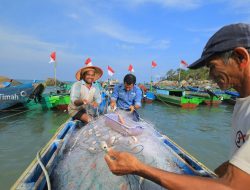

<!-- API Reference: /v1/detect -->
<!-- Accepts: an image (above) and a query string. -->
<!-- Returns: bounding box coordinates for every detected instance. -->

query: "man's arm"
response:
[133,86,142,109]
[70,82,83,106]
[215,161,229,177]
[90,88,101,108]
[110,99,116,109]
[105,149,250,190]
[110,85,120,109]
[74,99,84,106]
[70,82,89,106]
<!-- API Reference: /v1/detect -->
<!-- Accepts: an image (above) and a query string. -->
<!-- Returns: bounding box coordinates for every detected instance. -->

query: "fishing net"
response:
[51,110,184,190]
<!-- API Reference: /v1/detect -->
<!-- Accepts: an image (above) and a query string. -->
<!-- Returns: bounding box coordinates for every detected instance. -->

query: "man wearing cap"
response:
[110,74,142,113]
[68,64,103,123]
[105,23,250,189]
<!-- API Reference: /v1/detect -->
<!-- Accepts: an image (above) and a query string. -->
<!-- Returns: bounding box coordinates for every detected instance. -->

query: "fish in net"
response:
[50,110,184,190]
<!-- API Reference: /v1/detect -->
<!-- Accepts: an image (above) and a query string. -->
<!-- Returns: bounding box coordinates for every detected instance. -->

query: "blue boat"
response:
[225,90,240,98]
[12,111,216,190]
[0,83,35,110]
[144,91,156,103]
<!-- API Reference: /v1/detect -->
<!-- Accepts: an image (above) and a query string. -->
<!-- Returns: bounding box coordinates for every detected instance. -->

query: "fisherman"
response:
[110,74,142,113]
[68,63,103,123]
[105,23,250,189]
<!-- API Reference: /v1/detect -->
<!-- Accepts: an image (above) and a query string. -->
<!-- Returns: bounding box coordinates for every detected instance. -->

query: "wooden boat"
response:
[186,92,222,106]
[139,84,155,103]
[222,90,239,105]
[186,87,226,106]
[41,82,107,111]
[155,88,201,108]
[0,83,35,110]
[41,93,70,111]
[12,113,216,190]
[40,83,72,111]
[143,91,156,103]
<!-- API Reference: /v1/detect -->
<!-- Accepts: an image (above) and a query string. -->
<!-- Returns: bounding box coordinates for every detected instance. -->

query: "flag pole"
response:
[150,66,152,92]
[178,63,181,85]
[54,61,57,87]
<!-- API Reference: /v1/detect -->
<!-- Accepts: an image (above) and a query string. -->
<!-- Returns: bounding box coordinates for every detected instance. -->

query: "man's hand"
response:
[92,101,99,108]
[104,149,141,176]
[82,99,89,105]
[129,105,135,113]
[110,101,116,110]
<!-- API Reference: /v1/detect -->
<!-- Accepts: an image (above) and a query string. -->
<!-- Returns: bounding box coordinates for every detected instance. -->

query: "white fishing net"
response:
[51,110,184,190]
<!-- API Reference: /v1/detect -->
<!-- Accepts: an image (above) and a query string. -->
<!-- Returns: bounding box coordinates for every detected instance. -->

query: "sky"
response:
[0,0,250,83]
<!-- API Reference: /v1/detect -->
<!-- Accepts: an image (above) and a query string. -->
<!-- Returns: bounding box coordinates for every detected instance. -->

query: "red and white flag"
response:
[152,60,157,68]
[180,60,188,67]
[49,52,56,63]
[85,58,92,66]
[128,64,134,72]
[108,66,115,76]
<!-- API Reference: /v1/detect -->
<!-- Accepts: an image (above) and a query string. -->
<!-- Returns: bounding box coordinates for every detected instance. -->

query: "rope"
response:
[156,95,171,107]
[0,109,27,112]
[36,149,51,190]
[0,104,30,112]
[0,109,32,120]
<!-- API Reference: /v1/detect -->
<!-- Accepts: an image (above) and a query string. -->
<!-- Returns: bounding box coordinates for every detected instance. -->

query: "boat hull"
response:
[41,94,70,110]
[144,91,156,103]
[0,83,34,110]
[156,94,200,108]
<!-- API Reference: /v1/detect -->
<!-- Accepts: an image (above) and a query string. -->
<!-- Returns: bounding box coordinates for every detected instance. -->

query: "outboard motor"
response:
[29,83,45,103]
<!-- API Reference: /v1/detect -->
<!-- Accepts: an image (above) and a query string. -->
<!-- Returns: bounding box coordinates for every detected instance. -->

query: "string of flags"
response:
[48,53,189,80]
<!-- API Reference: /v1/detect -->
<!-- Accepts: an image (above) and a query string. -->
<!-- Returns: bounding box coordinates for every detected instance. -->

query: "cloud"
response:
[60,1,169,47]
[186,27,219,33]
[67,13,80,20]
[94,22,151,44]
[0,26,84,80]
[118,0,202,10]
[115,43,135,50]
[0,27,66,53]
[150,39,170,49]
[228,0,250,14]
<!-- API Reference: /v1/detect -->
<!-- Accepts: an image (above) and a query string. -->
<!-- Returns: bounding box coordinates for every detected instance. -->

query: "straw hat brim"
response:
[75,66,103,81]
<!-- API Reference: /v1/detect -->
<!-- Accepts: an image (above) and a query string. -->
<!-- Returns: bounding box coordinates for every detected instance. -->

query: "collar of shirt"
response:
[81,80,92,89]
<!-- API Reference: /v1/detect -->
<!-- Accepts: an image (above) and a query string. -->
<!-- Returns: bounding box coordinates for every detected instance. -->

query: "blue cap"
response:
[188,23,250,69]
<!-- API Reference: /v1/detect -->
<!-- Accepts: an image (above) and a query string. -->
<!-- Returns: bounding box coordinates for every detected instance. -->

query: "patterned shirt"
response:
[111,84,142,109]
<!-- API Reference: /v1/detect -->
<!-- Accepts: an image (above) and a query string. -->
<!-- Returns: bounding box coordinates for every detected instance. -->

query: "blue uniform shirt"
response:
[111,84,142,109]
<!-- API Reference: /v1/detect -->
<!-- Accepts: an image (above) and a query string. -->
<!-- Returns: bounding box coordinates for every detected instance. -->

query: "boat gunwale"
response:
[12,117,217,189]
[11,119,75,190]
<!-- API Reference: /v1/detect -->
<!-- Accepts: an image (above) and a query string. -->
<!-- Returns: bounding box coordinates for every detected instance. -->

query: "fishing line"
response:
[0,109,32,120]
[156,95,171,107]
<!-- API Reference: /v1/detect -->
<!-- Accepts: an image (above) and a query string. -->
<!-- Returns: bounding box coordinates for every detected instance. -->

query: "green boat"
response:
[39,83,73,111]
[185,87,234,106]
[155,88,202,108]
[41,93,70,111]
[186,92,222,106]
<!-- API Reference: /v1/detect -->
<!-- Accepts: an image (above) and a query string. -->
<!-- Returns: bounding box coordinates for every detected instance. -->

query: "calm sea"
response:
[0,83,233,189]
